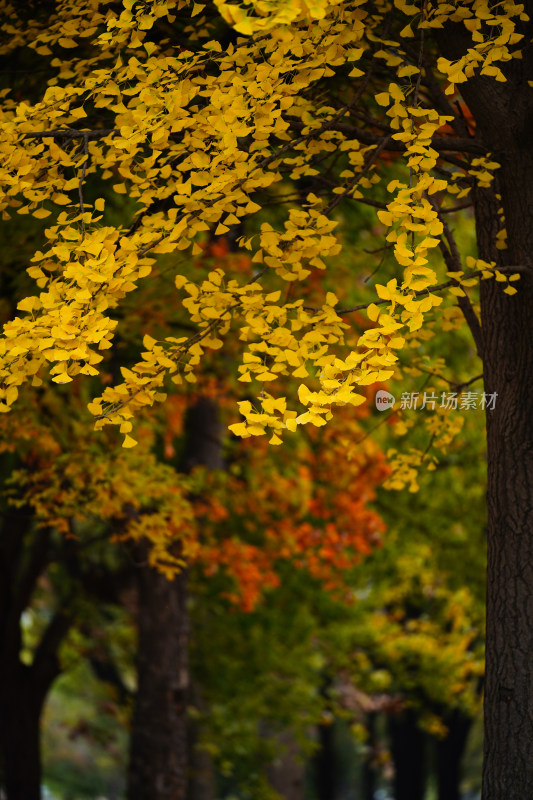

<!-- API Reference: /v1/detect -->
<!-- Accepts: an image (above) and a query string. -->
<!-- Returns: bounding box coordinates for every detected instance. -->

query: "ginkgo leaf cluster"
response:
[0,0,525,470]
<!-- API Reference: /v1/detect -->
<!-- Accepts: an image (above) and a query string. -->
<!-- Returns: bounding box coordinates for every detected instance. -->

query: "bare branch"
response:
[428,196,484,359]
[23,127,116,140]
[289,116,487,155]
[323,135,393,215]
[78,133,89,242]
[303,269,487,316]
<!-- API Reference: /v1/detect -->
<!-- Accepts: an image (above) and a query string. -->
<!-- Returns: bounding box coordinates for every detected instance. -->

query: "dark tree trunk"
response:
[127,567,190,800]
[127,397,222,800]
[0,513,71,800]
[435,710,472,800]
[388,709,426,800]
[436,11,533,798]
[361,713,377,800]
[478,156,533,800]
[0,628,70,800]
[314,721,337,800]
[0,668,45,800]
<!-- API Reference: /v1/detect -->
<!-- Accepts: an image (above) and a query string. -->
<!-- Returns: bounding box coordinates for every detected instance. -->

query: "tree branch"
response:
[303,269,488,316]
[289,116,487,155]
[31,605,73,703]
[23,127,116,140]
[428,196,485,359]
[78,133,89,241]
[11,526,52,623]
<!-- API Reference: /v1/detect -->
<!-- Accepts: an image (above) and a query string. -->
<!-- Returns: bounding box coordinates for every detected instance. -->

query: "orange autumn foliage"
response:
[193,405,390,611]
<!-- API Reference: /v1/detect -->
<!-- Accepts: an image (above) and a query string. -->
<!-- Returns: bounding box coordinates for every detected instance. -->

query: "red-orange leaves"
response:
[195,406,389,610]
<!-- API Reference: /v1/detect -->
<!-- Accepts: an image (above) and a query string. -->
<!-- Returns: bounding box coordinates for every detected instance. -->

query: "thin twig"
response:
[289,117,487,155]
[24,127,116,140]
[78,133,89,242]
[428,195,484,358]
[302,269,487,316]
[323,135,392,216]
[401,361,483,391]
[413,0,427,109]
[440,200,473,213]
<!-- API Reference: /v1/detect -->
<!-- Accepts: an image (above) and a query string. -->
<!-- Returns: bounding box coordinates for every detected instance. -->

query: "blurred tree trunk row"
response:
[128,397,222,800]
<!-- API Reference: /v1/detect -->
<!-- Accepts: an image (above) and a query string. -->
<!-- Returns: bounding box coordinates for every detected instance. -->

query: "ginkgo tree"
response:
[1,0,532,797]
[0,215,391,800]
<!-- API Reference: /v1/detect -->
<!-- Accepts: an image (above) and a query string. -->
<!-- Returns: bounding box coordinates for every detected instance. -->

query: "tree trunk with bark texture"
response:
[479,157,533,800]
[438,11,533,797]
[127,567,190,800]
[127,398,222,800]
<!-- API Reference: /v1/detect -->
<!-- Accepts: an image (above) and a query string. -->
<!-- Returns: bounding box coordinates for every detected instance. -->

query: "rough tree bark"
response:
[478,146,533,800]
[126,564,190,800]
[438,10,533,798]
[127,397,223,800]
